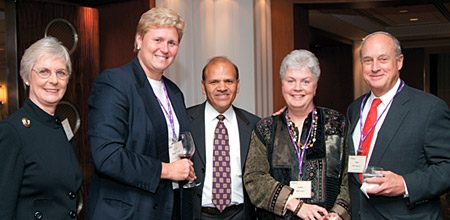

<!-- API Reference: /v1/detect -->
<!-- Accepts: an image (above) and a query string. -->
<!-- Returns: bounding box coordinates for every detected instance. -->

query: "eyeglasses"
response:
[32,68,70,80]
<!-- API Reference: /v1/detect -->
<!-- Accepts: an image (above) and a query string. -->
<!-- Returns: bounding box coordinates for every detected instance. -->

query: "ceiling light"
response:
[409,17,419,22]
[399,9,409,13]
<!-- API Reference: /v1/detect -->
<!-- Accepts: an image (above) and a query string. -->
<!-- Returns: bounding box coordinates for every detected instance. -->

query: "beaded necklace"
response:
[286,107,317,175]
[287,108,318,149]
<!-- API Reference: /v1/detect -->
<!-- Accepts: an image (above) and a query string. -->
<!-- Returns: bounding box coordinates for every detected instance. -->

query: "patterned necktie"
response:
[359,98,382,182]
[212,115,231,212]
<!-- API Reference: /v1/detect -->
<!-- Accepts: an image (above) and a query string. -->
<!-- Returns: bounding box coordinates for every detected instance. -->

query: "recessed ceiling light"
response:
[399,9,409,13]
[410,17,419,22]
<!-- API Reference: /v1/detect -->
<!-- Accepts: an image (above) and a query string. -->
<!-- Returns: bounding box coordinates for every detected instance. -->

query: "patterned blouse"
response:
[243,107,350,220]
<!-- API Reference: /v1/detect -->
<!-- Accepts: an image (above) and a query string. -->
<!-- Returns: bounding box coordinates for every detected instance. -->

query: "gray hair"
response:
[280,49,320,83]
[360,31,402,61]
[20,36,72,88]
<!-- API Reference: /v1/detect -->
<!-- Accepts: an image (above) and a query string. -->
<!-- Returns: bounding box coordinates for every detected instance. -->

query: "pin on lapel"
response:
[22,117,31,128]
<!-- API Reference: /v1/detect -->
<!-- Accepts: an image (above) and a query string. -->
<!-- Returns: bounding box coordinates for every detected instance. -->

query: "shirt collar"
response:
[369,78,401,106]
[205,101,235,123]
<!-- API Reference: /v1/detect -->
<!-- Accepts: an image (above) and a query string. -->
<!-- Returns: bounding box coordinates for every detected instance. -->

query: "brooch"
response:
[22,117,31,128]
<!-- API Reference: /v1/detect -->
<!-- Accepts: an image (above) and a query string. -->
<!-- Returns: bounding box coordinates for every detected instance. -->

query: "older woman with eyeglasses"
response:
[0,37,82,219]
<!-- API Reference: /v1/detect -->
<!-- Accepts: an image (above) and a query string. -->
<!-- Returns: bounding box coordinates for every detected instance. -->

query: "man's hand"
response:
[161,159,196,181]
[273,106,286,116]
[365,170,405,196]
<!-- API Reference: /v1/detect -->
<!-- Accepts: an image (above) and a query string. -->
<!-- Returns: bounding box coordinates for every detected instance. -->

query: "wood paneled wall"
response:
[312,44,354,114]
[271,0,294,111]
[97,0,150,71]
[17,1,99,218]
[271,2,354,114]
[401,48,425,91]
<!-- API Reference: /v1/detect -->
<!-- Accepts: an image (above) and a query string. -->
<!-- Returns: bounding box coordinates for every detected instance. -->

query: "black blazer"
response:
[184,102,260,220]
[347,84,450,220]
[0,98,82,220]
[85,58,191,220]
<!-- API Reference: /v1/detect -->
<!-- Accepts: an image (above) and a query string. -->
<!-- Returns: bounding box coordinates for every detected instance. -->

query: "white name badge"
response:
[61,118,74,141]
[290,181,311,198]
[348,155,366,173]
[169,140,183,163]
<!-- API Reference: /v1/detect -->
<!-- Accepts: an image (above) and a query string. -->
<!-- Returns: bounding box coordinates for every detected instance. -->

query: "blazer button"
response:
[153,204,158,209]
[197,194,201,198]
[34,211,43,220]
[68,191,76,200]
[69,210,77,219]
[201,168,205,173]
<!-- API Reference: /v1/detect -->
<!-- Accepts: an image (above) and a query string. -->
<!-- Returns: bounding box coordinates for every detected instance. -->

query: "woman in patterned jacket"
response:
[244,49,350,220]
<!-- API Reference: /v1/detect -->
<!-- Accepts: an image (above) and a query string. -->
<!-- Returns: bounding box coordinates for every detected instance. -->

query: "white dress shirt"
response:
[352,78,400,165]
[201,102,244,207]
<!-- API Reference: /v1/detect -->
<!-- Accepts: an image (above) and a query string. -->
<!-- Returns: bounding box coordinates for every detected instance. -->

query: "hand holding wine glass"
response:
[179,132,201,188]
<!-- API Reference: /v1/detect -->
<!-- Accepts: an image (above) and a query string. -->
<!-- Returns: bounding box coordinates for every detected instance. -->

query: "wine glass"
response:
[179,132,201,188]
[362,166,383,188]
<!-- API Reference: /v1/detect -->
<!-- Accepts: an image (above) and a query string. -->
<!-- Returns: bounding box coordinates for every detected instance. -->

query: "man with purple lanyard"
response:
[346,31,450,219]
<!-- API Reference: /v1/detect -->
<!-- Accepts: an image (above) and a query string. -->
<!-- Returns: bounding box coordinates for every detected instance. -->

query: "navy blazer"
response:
[0,98,82,220]
[184,102,260,220]
[347,84,450,220]
[85,58,191,220]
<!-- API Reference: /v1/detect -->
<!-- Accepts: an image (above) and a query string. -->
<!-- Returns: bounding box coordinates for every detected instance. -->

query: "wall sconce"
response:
[0,84,6,105]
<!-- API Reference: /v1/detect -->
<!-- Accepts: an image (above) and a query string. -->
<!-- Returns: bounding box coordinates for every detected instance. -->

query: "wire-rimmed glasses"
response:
[32,68,70,80]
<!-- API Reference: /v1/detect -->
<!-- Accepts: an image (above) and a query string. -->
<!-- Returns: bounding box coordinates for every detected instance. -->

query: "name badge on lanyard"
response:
[348,155,366,173]
[290,181,312,198]
[62,118,74,141]
[169,141,183,163]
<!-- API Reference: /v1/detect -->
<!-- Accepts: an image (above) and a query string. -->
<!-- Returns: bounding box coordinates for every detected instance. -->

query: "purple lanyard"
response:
[286,105,315,176]
[357,80,405,154]
[155,79,177,141]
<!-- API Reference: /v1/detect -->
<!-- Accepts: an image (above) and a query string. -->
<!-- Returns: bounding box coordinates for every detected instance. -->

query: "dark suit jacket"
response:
[0,98,82,220]
[347,84,450,220]
[184,102,260,220]
[85,58,191,220]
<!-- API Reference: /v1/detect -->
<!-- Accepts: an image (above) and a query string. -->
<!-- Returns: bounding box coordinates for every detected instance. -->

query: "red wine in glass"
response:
[179,154,192,159]
[179,132,201,188]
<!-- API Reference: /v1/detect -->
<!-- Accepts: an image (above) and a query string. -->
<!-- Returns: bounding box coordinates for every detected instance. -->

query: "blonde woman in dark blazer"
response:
[85,7,194,220]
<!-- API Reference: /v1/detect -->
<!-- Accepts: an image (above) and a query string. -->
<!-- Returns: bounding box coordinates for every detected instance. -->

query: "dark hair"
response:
[201,56,239,81]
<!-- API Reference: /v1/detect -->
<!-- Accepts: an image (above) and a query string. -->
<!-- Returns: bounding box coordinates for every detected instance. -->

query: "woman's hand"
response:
[325,212,341,220]
[161,159,196,181]
[296,203,328,220]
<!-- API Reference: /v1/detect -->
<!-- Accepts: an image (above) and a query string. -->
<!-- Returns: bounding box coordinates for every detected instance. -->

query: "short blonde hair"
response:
[133,7,185,52]
[20,37,72,88]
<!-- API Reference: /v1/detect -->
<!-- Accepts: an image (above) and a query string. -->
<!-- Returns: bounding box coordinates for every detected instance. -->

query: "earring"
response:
[25,81,29,86]
[137,45,140,50]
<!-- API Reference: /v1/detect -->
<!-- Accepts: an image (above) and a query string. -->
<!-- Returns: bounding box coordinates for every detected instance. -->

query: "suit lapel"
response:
[369,86,410,166]
[164,76,189,133]
[189,103,207,167]
[132,58,169,160]
[234,107,252,170]
[347,97,362,184]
